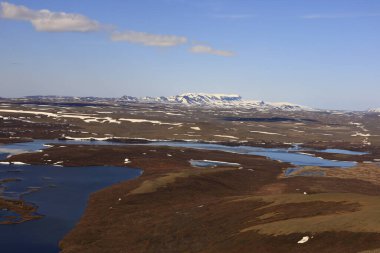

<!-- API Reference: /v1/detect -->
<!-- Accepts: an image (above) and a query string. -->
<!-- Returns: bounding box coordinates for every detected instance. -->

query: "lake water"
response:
[146,142,357,168]
[1,139,362,168]
[0,140,141,253]
[319,149,368,155]
[190,159,241,168]
[0,139,362,252]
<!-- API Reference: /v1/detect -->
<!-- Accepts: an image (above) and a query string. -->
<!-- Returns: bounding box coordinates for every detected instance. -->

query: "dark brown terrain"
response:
[1,98,380,252]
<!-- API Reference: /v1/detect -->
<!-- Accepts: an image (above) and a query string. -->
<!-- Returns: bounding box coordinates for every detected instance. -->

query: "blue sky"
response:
[0,0,379,110]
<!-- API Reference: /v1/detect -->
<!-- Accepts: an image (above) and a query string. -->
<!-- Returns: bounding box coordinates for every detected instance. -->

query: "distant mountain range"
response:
[117,93,313,111]
[6,94,378,112]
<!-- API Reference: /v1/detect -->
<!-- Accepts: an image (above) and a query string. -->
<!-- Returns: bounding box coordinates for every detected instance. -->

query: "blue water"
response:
[284,168,326,177]
[190,160,240,168]
[0,140,141,253]
[284,168,301,176]
[0,209,22,223]
[147,142,357,168]
[319,149,368,155]
[0,139,125,157]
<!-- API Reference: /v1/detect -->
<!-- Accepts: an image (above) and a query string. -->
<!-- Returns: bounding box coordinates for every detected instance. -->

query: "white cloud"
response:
[0,2,101,32]
[190,44,235,57]
[111,31,187,47]
[1,2,235,54]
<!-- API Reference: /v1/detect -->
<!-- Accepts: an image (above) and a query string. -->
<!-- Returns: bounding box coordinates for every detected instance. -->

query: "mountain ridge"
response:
[118,93,313,111]
[11,93,314,111]
[6,94,379,112]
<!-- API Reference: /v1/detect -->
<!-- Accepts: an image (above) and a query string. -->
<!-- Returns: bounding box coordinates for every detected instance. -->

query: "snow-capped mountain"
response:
[118,93,312,111]
[168,93,242,105]
[368,108,380,113]
[119,96,139,102]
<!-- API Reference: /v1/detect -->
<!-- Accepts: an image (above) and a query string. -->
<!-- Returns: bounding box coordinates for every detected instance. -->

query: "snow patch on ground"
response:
[297,236,310,244]
[351,132,372,137]
[0,161,28,165]
[119,118,182,126]
[250,131,285,136]
[63,136,110,141]
[0,109,182,126]
[213,135,239,139]
[349,122,372,146]
[291,129,305,133]
[165,112,183,116]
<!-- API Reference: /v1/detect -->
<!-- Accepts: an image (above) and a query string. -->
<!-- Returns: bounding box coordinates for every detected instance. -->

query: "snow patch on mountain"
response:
[118,93,312,111]
[169,93,242,105]
[120,96,139,102]
[368,108,380,113]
